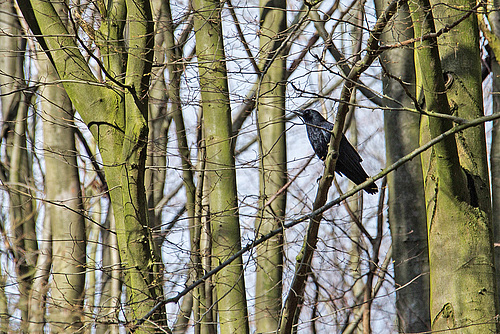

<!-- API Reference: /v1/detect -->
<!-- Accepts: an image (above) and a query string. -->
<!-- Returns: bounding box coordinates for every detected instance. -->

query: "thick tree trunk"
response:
[374,0,431,331]
[410,0,499,331]
[21,0,166,330]
[487,0,500,307]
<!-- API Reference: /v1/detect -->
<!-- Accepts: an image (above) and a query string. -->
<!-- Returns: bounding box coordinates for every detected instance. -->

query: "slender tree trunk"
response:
[346,8,365,331]
[147,0,169,237]
[159,0,203,331]
[28,212,51,333]
[255,0,287,332]
[193,0,250,331]
[347,116,365,334]
[39,59,86,332]
[96,206,121,334]
[1,3,36,331]
[0,260,7,333]
[0,0,23,144]
[410,0,499,331]
[9,92,37,333]
[85,188,102,320]
[374,0,431,331]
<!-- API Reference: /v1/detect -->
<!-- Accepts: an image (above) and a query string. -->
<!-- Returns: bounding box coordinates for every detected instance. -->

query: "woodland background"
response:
[0,0,499,333]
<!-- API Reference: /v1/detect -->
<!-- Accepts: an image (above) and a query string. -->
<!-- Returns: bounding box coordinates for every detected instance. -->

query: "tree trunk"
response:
[147,0,169,237]
[28,197,51,333]
[96,206,121,334]
[0,3,36,330]
[21,0,166,329]
[375,0,431,331]
[486,0,500,307]
[410,0,499,331]
[39,58,86,332]
[255,0,287,332]
[8,90,37,333]
[193,0,250,331]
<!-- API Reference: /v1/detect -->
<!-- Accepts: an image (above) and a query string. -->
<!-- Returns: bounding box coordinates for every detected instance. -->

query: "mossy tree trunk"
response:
[32,3,87,331]
[255,0,287,332]
[193,0,250,332]
[486,0,500,307]
[374,0,431,331]
[19,0,165,330]
[410,0,499,331]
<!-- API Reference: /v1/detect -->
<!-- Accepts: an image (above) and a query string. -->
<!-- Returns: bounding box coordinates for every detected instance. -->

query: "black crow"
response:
[294,109,378,194]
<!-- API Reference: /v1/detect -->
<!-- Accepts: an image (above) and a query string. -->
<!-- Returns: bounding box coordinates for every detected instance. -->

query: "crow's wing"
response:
[306,121,332,160]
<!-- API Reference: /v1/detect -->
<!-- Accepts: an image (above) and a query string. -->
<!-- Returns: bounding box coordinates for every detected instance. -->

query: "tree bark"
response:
[193,0,250,331]
[410,0,499,331]
[1,3,37,330]
[20,0,166,330]
[374,0,431,331]
[255,0,287,332]
[96,206,121,334]
[39,58,86,332]
[486,0,500,307]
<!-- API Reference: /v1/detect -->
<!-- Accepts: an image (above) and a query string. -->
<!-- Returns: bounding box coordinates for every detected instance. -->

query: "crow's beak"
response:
[290,110,303,117]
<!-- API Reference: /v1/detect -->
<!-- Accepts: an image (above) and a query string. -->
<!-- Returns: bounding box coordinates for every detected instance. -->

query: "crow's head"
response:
[294,109,327,125]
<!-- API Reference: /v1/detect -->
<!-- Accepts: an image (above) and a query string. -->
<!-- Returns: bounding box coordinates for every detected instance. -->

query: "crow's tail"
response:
[336,136,378,194]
